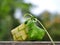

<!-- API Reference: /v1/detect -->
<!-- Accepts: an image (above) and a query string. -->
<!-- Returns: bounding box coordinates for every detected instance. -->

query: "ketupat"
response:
[11,14,45,41]
[26,19,45,40]
[24,18,45,40]
[11,14,55,45]
[11,23,28,40]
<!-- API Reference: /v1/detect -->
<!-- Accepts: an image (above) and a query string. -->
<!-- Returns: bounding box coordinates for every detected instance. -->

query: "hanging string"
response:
[24,14,55,45]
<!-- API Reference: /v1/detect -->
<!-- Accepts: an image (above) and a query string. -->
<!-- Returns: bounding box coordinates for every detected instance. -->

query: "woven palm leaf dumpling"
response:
[11,23,28,40]
[11,15,45,41]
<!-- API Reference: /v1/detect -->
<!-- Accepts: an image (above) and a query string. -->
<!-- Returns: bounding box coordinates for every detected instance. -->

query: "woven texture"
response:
[11,23,28,41]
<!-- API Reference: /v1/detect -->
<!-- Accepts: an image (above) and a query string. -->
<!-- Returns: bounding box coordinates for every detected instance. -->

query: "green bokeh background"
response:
[0,0,60,41]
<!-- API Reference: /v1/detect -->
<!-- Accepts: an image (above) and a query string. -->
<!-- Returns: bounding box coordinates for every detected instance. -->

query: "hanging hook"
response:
[24,13,33,18]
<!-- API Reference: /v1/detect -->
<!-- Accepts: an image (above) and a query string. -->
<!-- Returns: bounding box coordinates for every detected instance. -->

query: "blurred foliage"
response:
[38,11,60,41]
[0,0,32,40]
[0,0,60,41]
